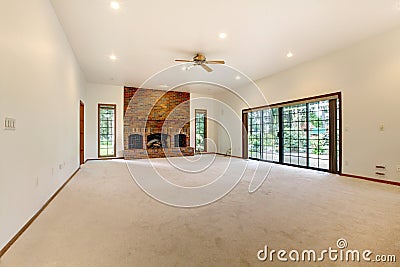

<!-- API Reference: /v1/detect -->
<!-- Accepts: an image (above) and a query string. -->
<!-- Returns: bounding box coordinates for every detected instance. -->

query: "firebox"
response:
[147,133,169,149]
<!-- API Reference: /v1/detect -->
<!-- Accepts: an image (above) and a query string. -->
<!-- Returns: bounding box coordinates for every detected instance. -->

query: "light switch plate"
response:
[4,117,16,130]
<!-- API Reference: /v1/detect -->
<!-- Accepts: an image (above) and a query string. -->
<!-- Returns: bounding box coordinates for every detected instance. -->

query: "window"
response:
[98,104,116,157]
[243,93,341,173]
[248,110,262,159]
[263,108,280,162]
[307,100,330,169]
[195,109,207,152]
[248,108,280,161]
[283,103,308,167]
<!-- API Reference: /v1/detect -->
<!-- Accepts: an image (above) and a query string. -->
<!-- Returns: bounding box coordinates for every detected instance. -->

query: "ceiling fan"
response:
[175,54,225,72]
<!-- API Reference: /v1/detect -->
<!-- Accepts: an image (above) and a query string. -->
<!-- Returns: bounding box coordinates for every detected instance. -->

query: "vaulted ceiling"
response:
[51,0,400,89]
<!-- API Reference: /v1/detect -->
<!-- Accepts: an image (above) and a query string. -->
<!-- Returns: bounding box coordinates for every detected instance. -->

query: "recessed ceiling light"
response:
[110,1,120,10]
[235,76,241,80]
[286,51,294,58]
[109,54,117,61]
[159,84,170,88]
[219,32,227,39]
[181,66,187,71]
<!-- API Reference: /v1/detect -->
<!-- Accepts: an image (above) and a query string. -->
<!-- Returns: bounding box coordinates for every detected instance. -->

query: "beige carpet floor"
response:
[1,156,399,267]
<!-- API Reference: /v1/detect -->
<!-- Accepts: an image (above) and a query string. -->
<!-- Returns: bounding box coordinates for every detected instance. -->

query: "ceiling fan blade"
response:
[201,64,213,72]
[175,59,194,62]
[205,60,225,64]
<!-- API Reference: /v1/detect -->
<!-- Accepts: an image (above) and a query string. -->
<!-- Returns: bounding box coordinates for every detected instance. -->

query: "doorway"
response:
[79,101,84,165]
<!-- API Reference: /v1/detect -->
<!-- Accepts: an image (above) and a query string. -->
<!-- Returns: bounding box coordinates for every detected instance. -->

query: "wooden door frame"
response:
[79,101,84,165]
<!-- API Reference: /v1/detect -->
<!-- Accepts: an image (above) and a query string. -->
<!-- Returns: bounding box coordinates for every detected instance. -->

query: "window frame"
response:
[195,109,207,152]
[242,92,342,174]
[98,103,117,158]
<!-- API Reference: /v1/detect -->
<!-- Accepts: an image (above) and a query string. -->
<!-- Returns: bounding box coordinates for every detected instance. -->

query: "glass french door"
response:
[263,108,280,162]
[248,108,280,162]
[246,95,340,173]
[248,111,262,159]
[282,103,308,167]
[307,100,330,169]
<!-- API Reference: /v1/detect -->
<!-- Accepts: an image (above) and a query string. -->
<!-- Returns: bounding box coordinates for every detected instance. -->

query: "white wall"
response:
[214,90,248,156]
[215,27,400,182]
[0,0,87,250]
[85,83,124,159]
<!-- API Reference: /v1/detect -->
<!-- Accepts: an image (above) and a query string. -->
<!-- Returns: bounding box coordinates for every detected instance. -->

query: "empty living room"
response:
[1,0,400,266]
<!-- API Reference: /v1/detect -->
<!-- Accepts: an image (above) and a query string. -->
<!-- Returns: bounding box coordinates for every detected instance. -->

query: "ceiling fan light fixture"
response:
[175,54,225,73]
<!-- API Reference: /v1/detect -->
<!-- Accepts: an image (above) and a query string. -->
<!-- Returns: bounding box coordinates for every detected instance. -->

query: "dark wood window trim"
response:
[195,109,207,152]
[242,112,249,159]
[242,92,342,174]
[243,92,341,112]
[98,104,117,158]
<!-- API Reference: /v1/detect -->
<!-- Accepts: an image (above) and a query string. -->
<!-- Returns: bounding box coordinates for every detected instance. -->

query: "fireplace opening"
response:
[147,133,169,149]
[174,134,187,147]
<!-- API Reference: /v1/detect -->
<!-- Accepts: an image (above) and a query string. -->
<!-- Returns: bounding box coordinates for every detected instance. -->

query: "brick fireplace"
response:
[124,87,194,159]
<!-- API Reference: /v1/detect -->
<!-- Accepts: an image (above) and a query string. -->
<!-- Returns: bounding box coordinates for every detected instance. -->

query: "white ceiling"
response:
[51,0,400,89]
